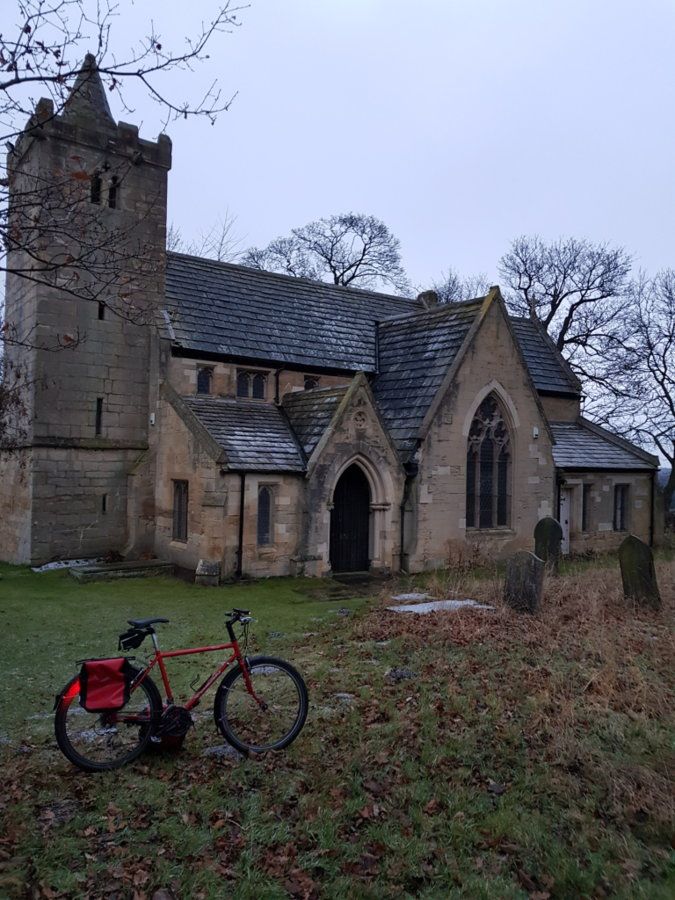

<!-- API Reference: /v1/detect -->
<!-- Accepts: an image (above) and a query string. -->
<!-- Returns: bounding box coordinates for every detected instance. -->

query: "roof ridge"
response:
[167,251,418,306]
[377,296,486,327]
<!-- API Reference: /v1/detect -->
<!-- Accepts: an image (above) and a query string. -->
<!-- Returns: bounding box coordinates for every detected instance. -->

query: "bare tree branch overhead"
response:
[0,0,244,449]
[432,268,491,303]
[168,212,242,263]
[242,213,411,294]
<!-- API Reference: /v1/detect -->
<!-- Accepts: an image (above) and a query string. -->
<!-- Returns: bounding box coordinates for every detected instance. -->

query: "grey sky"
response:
[109,0,675,287]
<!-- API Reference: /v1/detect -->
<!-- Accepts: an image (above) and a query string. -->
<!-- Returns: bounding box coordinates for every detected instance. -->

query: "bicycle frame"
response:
[133,630,263,710]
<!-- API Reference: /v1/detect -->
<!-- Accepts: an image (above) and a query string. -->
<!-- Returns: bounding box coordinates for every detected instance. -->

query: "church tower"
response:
[0,56,172,563]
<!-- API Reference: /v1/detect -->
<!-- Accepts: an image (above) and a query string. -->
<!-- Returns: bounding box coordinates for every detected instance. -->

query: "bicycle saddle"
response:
[127,617,169,628]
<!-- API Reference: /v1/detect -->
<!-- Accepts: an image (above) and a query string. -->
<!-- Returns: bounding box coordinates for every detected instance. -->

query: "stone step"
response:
[69,559,174,582]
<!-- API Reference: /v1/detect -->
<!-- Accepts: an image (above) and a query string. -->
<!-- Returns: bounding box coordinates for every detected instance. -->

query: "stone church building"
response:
[0,60,659,576]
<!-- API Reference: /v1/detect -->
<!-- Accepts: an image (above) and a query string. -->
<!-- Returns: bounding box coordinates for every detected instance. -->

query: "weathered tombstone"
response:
[618,535,661,610]
[195,559,220,587]
[503,551,545,614]
[534,517,563,572]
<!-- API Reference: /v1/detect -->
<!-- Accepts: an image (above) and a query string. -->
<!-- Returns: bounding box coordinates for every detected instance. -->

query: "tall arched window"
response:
[257,486,273,545]
[466,395,511,529]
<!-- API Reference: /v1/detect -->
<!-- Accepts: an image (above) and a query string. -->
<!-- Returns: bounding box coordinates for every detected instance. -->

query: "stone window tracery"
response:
[466,394,511,529]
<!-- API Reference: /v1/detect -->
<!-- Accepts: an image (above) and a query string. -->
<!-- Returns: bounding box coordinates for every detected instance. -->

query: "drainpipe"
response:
[399,460,418,574]
[236,472,246,578]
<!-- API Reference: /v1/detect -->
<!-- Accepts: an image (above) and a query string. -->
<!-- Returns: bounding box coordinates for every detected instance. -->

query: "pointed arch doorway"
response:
[330,464,371,572]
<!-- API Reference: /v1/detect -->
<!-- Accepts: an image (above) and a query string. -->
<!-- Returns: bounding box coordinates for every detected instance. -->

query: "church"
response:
[0,58,659,576]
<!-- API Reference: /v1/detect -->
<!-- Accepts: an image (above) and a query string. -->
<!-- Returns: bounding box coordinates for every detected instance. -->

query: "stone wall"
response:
[561,470,654,552]
[167,356,349,401]
[540,394,580,422]
[0,452,32,563]
[28,447,140,562]
[407,301,556,569]
[152,394,304,576]
[0,88,170,563]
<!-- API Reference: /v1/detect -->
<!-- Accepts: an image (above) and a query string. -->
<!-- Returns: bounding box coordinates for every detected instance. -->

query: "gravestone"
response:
[618,535,661,610]
[534,517,563,572]
[503,551,545,614]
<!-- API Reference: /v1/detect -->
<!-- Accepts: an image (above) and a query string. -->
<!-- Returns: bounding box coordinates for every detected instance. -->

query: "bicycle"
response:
[54,608,309,772]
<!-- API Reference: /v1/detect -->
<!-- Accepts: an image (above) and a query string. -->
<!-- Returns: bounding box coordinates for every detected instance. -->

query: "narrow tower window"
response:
[95,398,103,436]
[101,494,108,514]
[90,172,102,204]
[98,302,106,321]
[108,175,119,209]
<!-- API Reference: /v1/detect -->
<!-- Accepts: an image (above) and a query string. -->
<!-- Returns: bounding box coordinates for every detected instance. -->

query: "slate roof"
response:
[551,419,658,470]
[373,300,484,457]
[183,396,305,472]
[165,253,418,372]
[510,318,580,395]
[283,386,348,457]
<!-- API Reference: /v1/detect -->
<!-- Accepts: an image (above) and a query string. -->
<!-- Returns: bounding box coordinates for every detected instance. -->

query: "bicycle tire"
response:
[54,666,162,772]
[213,655,308,753]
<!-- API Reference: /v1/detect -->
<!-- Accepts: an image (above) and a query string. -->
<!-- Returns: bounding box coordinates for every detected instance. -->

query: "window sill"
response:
[170,539,189,547]
[466,527,515,536]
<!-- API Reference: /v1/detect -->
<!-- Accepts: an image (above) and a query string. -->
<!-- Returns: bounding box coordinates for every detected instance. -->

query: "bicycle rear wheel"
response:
[55,666,161,772]
[213,655,308,753]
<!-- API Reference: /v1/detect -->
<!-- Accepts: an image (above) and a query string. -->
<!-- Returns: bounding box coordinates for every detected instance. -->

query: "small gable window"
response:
[466,394,511,530]
[90,172,102,205]
[108,175,119,209]
[257,486,273,546]
[237,369,267,400]
[197,366,213,395]
[304,375,319,390]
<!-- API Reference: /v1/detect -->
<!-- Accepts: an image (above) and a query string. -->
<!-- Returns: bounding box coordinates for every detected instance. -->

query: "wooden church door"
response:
[330,465,371,572]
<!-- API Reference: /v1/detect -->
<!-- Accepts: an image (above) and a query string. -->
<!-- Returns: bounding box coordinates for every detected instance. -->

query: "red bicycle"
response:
[54,608,308,772]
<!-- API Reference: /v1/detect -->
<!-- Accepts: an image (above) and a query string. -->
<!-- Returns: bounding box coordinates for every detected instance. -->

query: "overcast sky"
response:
[100,0,675,288]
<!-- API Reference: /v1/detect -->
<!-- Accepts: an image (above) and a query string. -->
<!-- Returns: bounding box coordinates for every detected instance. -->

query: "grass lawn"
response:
[0,556,673,898]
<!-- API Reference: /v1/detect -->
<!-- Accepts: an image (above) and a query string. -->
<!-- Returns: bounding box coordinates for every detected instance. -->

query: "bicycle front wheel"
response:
[213,655,308,753]
[54,667,162,772]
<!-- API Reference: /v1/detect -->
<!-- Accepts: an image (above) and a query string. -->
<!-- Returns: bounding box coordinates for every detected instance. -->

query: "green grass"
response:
[0,560,673,899]
[0,564,366,735]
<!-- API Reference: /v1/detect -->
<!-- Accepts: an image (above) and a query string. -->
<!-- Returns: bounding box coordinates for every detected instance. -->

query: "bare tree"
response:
[498,236,633,391]
[1,1,242,318]
[242,212,411,294]
[608,270,675,512]
[432,268,491,303]
[168,212,242,262]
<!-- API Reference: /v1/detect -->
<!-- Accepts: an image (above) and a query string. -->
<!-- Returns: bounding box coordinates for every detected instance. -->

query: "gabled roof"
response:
[551,418,658,470]
[510,318,581,396]
[164,253,418,372]
[183,396,305,472]
[372,299,484,456]
[282,386,348,457]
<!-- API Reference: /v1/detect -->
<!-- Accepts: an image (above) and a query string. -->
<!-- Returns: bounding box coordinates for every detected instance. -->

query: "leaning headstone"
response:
[195,559,220,587]
[503,551,544,614]
[618,535,661,610]
[534,517,563,572]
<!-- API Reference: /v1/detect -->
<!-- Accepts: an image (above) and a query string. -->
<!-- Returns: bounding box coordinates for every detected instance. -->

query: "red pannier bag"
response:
[79,658,134,712]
